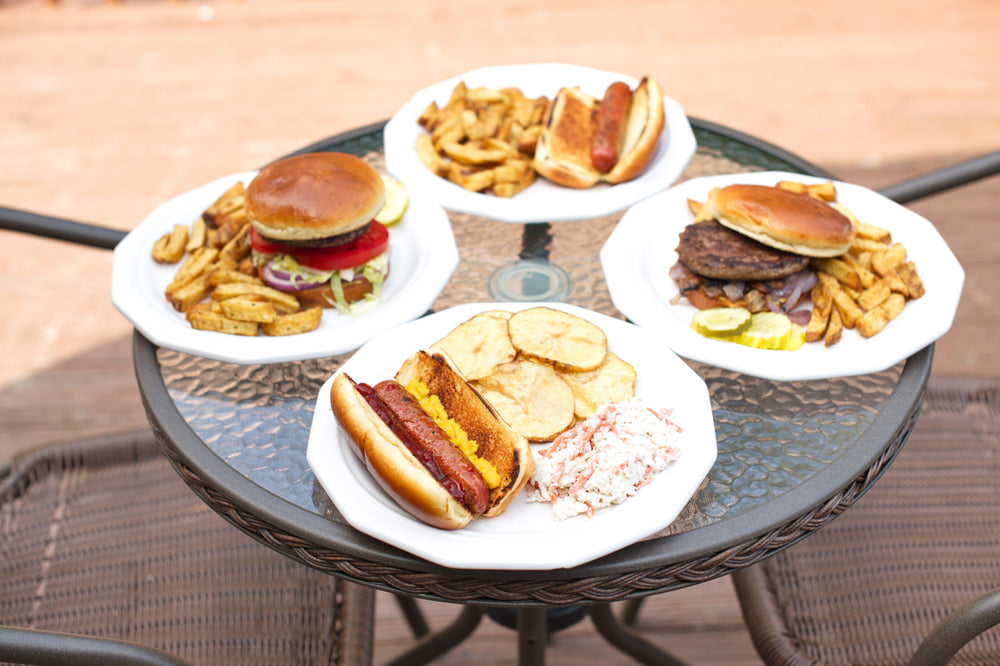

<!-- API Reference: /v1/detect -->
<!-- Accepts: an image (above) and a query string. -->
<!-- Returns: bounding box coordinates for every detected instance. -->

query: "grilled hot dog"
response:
[591,81,633,173]
[331,351,534,530]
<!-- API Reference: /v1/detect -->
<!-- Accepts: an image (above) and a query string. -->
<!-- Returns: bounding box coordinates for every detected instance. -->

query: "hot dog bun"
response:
[533,76,666,189]
[603,76,665,185]
[705,184,856,257]
[331,351,534,530]
[532,86,602,189]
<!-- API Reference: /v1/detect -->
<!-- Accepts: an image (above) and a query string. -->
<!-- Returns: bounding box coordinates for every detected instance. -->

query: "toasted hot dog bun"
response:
[331,351,534,530]
[603,76,665,185]
[706,184,856,258]
[532,86,602,189]
[533,76,666,189]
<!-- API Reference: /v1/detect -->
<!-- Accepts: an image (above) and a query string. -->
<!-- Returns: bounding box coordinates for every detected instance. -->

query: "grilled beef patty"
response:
[676,220,809,281]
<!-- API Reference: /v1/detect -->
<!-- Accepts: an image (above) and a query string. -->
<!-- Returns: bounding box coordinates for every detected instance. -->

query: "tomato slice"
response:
[249,222,389,272]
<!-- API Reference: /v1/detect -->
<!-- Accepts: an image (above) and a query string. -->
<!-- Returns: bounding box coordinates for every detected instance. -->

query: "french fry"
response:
[806,181,837,202]
[824,308,843,347]
[856,293,906,338]
[840,253,878,289]
[818,273,864,328]
[260,307,323,336]
[415,134,447,176]
[151,225,189,263]
[897,261,925,299]
[871,242,907,277]
[202,182,246,228]
[492,167,535,198]
[167,275,211,312]
[218,297,277,324]
[186,218,207,252]
[775,180,807,194]
[855,221,892,244]
[168,246,219,290]
[186,303,259,336]
[212,282,300,313]
[848,237,891,257]
[812,257,863,291]
[857,279,892,312]
[831,201,862,229]
[208,267,259,286]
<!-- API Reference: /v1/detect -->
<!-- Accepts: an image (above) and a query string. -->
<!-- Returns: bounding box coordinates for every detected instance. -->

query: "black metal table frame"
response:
[5,123,997,666]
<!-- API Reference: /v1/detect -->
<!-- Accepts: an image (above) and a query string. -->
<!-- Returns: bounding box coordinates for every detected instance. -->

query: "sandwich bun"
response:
[532,86,602,189]
[331,351,534,530]
[706,184,855,258]
[246,152,386,243]
[603,76,665,185]
[532,76,666,189]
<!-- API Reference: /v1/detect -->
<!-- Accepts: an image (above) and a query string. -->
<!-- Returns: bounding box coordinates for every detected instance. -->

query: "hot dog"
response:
[533,75,666,189]
[591,81,633,173]
[331,350,534,530]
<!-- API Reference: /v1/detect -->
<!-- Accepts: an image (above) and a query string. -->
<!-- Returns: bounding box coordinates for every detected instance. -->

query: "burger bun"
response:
[706,183,855,258]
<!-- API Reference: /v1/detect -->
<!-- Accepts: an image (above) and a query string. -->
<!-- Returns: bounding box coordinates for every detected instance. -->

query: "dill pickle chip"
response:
[375,176,409,226]
[690,307,752,339]
[783,323,806,351]
[736,312,793,350]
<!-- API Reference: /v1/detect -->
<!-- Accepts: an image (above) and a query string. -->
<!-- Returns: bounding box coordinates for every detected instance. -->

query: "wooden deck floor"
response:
[2,1,999,663]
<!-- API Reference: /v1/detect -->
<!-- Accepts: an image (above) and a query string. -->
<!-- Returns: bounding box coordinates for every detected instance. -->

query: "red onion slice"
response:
[261,260,331,292]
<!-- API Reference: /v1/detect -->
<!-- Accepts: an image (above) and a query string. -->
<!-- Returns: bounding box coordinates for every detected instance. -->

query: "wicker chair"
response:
[732,377,1000,665]
[0,429,376,666]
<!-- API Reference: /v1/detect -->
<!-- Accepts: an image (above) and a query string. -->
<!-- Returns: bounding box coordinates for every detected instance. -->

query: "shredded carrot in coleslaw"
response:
[526,398,681,520]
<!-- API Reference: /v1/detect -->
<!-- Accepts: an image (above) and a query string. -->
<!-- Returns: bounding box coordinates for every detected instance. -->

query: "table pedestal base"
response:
[385,600,689,666]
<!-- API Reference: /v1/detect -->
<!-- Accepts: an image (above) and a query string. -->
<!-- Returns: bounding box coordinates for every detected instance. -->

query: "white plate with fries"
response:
[112,170,459,364]
[601,171,965,381]
[383,63,697,223]
[307,302,717,570]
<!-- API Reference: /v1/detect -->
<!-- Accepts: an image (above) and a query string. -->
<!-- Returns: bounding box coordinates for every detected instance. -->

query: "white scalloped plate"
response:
[112,171,458,364]
[601,171,965,380]
[383,63,696,223]
[307,302,717,570]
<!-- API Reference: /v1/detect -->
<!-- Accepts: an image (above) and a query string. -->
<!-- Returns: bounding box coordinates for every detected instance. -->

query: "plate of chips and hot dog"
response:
[307,302,717,570]
[382,63,697,223]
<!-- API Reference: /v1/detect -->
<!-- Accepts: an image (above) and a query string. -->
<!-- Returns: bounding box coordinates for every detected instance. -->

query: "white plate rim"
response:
[306,302,718,570]
[111,170,459,364]
[383,63,697,223]
[600,171,965,380]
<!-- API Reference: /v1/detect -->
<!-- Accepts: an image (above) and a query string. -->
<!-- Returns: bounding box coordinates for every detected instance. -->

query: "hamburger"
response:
[670,184,856,320]
[245,152,390,312]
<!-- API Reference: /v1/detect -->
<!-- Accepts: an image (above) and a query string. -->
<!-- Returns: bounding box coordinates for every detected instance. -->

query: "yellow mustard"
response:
[405,380,501,489]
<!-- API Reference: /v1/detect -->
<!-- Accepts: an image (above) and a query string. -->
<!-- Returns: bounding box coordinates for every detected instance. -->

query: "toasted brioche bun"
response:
[331,351,534,529]
[246,152,386,243]
[533,86,601,189]
[706,184,855,258]
[603,76,665,185]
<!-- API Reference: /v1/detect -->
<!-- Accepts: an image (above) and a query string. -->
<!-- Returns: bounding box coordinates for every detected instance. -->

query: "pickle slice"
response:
[784,323,806,351]
[375,176,409,226]
[690,307,752,339]
[736,312,793,350]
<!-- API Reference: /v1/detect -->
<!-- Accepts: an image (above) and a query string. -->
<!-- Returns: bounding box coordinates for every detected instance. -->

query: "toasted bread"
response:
[532,86,602,189]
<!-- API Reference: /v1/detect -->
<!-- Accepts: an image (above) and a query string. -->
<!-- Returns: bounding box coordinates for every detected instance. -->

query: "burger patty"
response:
[676,220,810,281]
[254,221,372,249]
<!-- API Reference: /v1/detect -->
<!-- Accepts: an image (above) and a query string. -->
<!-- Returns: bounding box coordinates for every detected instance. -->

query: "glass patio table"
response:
[132,118,932,665]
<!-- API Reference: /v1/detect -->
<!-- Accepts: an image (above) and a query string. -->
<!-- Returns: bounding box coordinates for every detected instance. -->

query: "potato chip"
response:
[507,307,607,371]
[558,352,637,419]
[430,311,516,380]
[474,360,575,441]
